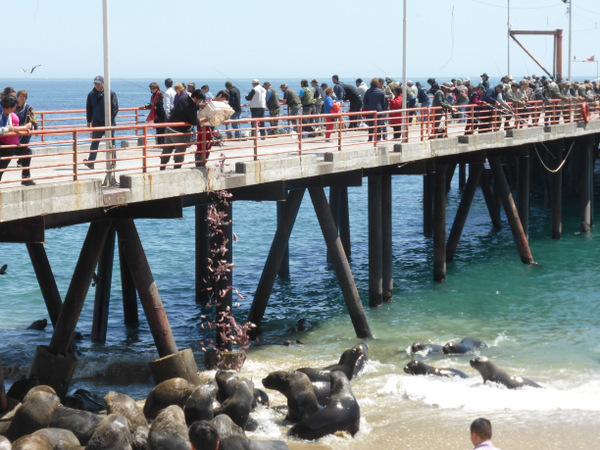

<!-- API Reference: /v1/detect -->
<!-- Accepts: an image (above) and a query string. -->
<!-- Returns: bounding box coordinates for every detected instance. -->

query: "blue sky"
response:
[4,0,600,81]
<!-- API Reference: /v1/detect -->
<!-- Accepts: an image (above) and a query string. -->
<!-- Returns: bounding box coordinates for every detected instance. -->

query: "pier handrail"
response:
[0,98,594,188]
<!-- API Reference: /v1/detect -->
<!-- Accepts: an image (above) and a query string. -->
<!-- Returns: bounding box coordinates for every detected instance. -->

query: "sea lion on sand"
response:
[143,377,196,419]
[50,405,103,446]
[148,405,191,450]
[403,360,469,378]
[6,390,61,441]
[289,371,360,441]
[216,378,254,429]
[470,357,542,389]
[410,341,444,354]
[184,382,220,425]
[262,370,320,423]
[86,414,133,450]
[443,338,487,354]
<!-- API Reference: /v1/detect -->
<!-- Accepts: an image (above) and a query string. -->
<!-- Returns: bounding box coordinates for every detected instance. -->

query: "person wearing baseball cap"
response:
[84,75,118,169]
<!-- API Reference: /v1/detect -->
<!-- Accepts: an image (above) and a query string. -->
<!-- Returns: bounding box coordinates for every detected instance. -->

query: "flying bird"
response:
[20,65,42,74]
[0,264,7,275]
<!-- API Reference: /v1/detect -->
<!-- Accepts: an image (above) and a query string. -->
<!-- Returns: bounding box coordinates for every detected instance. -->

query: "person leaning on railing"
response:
[0,95,32,183]
[139,82,167,148]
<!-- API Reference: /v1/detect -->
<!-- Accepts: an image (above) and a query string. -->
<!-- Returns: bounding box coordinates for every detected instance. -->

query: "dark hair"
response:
[356,78,363,84]
[1,95,18,109]
[301,79,308,87]
[201,85,209,91]
[2,86,16,98]
[332,74,339,82]
[191,89,206,101]
[370,77,379,88]
[394,87,402,96]
[470,418,492,440]
[189,421,219,450]
[165,78,173,88]
[216,89,230,100]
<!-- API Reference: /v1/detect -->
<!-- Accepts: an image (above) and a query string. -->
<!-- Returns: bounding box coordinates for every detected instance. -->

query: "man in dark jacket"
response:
[84,75,118,169]
[431,82,456,138]
[160,89,203,169]
[362,77,387,141]
[340,82,363,128]
[225,81,242,138]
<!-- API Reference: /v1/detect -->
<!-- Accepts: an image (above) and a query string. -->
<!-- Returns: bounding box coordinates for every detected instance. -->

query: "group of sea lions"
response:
[0,342,368,448]
[405,338,543,389]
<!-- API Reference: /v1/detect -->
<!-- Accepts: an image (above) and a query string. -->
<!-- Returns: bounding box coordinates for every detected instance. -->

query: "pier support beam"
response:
[480,169,503,229]
[339,187,351,257]
[488,157,535,264]
[118,234,138,325]
[433,163,447,282]
[423,172,434,237]
[551,143,563,240]
[26,243,63,327]
[580,137,594,233]
[368,175,383,306]
[458,163,467,190]
[517,149,531,238]
[309,187,372,339]
[382,174,393,302]
[446,162,484,263]
[92,225,116,343]
[195,203,210,304]
[30,220,112,398]
[249,189,305,332]
[276,200,290,277]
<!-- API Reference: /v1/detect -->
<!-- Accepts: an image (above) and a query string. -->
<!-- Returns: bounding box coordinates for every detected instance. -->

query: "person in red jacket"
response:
[389,87,405,140]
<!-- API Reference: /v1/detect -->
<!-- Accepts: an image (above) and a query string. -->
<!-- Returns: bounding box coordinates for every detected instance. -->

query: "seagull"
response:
[20,65,42,74]
[0,264,7,275]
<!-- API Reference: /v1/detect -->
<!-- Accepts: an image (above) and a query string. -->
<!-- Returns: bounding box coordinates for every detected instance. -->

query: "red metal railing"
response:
[0,99,594,187]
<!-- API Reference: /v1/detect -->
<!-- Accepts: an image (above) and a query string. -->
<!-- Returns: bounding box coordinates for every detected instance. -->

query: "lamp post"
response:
[102,0,116,186]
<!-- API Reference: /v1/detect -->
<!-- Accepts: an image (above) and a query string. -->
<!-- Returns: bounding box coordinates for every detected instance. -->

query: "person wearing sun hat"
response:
[431,82,456,138]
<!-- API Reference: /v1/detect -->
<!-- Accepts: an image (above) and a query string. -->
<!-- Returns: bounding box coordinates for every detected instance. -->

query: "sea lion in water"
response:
[410,341,444,354]
[403,360,469,378]
[298,342,368,383]
[216,378,254,430]
[443,338,487,354]
[27,318,48,331]
[470,357,542,389]
[289,371,360,441]
[262,370,320,423]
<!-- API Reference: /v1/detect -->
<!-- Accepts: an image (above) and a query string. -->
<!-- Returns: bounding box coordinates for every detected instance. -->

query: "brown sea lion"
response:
[404,360,469,378]
[49,405,103,446]
[289,371,360,441]
[105,391,148,449]
[262,370,320,423]
[470,357,542,389]
[86,413,133,450]
[443,338,487,354]
[32,428,80,448]
[6,390,61,441]
[143,377,196,419]
[217,379,254,430]
[184,382,220,425]
[148,405,191,450]
[410,341,444,354]
[298,342,368,382]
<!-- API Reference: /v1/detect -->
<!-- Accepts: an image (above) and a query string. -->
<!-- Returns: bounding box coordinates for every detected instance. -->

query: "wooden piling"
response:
[249,189,305,330]
[327,186,340,264]
[551,144,563,240]
[308,187,372,339]
[195,203,210,304]
[26,243,63,327]
[216,199,234,349]
[580,137,593,233]
[276,200,290,277]
[433,163,447,282]
[488,157,535,264]
[368,175,383,306]
[382,174,393,302]
[446,163,456,192]
[446,162,484,263]
[517,149,531,238]
[115,219,178,357]
[423,173,434,237]
[118,235,138,325]
[339,187,352,257]
[458,162,467,190]
[92,225,116,343]
[480,169,503,229]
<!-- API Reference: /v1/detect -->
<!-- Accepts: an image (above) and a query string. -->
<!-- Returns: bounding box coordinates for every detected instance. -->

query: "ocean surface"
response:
[1,78,600,448]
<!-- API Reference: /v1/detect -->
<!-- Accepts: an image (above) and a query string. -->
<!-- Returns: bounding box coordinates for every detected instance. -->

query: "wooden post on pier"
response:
[551,143,563,240]
[458,163,467,190]
[26,243,63,327]
[368,175,383,306]
[446,162,484,263]
[480,169,503,229]
[433,163,447,282]
[216,199,234,349]
[580,137,593,233]
[276,200,290,277]
[382,174,393,302]
[517,148,531,238]
[423,173,434,237]
[309,187,372,339]
[249,189,305,332]
[339,187,351,257]
[29,220,112,398]
[488,157,535,264]
[328,187,340,264]
[92,225,116,343]
[196,203,210,304]
[118,235,138,325]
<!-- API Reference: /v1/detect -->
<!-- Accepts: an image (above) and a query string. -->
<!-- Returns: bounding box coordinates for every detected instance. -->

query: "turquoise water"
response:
[1,78,599,448]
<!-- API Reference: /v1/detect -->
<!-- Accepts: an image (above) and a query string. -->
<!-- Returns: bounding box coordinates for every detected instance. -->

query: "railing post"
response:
[337,114,343,151]
[373,114,378,146]
[142,126,148,173]
[298,117,303,156]
[135,109,140,136]
[40,112,45,143]
[73,130,78,181]
[253,121,259,161]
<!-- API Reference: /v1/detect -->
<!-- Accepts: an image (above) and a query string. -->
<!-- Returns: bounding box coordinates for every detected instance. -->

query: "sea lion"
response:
[11,434,54,450]
[184,382,220,425]
[198,415,289,450]
[470,357,542,389]
[403,360,469,378]
[215,371,239,403]
[50,405,103,446]
[6,377,41,403]
[32,428,80,448]
[64,388,105,411]
[27,318,48,331]
[262,370,320,423]
[252,388,269,408]
[105,391,149,449]
[410,341,444,354]
[298,342,368,383]
[0,436,9,450]
[289,371,360,441]
[443,338,487,354]
[217,378,254,429]
[86,413,133,450]
[6,389,61,441]
[143,377,196,419]
[148,405,191,450]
